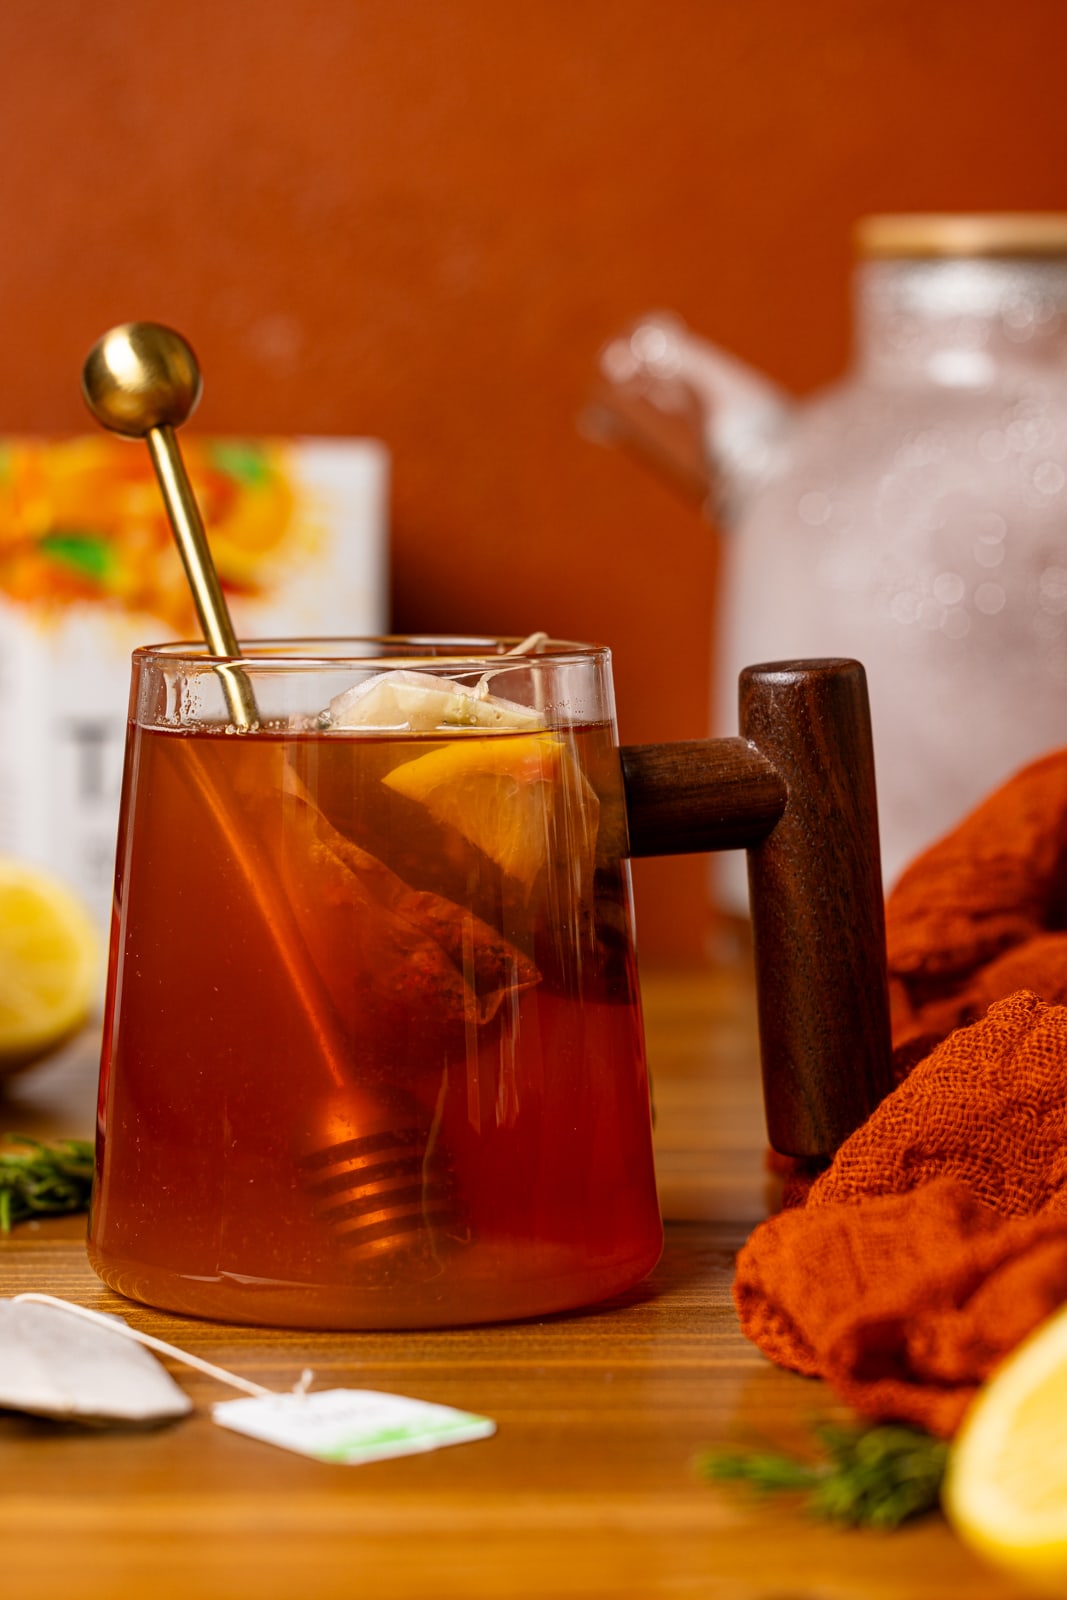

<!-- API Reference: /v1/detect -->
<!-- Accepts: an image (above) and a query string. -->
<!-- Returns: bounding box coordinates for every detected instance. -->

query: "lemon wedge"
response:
[0,860,101,1070]
[383,733,598,889]
[945,1302,1067,1592]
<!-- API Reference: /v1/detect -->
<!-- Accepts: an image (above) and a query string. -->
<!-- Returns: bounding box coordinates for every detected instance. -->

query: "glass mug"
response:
[88,637,892,1330]
[89,637,663,1329]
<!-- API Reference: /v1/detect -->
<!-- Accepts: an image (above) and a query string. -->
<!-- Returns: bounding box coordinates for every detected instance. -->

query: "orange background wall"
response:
[3,0,1067,961]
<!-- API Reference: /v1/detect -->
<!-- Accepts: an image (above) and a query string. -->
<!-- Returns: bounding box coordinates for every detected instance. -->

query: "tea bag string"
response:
[505,631,549,656]
[473,630,549,698]
[13,1294,314,1399]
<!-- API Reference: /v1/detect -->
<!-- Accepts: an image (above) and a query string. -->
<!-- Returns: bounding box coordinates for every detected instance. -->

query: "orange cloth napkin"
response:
[734,749,1067,1437]
[888,746,1067,1061]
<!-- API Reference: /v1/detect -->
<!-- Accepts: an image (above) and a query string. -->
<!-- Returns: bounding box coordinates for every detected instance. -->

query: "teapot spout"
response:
[584,313,793,523]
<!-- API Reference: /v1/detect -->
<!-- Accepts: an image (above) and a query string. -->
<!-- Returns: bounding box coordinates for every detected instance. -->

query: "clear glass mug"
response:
[88,637,664,1330]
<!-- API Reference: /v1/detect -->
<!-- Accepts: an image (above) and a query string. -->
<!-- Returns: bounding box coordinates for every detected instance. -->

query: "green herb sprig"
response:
[0,1136,94,1233]
[698,1422,949,1529]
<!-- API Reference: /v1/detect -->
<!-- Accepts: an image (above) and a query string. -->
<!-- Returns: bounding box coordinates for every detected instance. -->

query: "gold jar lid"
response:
[856,213,1067,259]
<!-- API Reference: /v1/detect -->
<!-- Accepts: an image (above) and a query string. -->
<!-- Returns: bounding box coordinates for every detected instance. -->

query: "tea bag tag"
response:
[12,1295,496,1464]
[0,1298,191,1424]
[213,1389,496,1465]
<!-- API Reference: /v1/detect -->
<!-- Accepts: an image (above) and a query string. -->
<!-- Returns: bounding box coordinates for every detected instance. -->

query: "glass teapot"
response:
[590,214,1067,907]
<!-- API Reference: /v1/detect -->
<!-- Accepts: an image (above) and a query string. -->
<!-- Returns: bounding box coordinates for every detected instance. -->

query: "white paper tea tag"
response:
[213,1388,496,1464]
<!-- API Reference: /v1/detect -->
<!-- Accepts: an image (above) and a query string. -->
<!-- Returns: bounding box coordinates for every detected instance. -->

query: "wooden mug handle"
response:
[620,658,894,1159]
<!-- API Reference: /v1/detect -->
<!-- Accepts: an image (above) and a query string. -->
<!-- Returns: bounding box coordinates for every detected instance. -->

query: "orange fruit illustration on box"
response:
[0,437,315,632]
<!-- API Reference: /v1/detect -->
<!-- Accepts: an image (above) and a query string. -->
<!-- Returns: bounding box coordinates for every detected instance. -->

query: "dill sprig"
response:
[0,1135,94,1233]
[698,1421,949,1529]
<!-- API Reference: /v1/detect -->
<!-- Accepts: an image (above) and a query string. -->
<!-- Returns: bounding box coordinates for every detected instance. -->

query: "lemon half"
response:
[945,1301,1067,1592]
[0,860,101,1070]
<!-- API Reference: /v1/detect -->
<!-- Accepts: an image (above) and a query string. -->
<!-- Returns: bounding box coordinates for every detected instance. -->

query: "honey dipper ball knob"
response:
[82,322,202,438]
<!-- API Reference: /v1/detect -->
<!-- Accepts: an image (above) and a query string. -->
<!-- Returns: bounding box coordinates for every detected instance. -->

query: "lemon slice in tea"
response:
[384,733,598,889]
[0,859,101,1070]
[945,1301,1067,1592]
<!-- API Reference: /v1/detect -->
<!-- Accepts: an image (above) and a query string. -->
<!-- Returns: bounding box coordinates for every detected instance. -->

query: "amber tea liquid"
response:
[89,710,662,1328]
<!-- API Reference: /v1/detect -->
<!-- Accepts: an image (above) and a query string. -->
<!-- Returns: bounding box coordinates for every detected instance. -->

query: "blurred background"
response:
[3,0,1067,963]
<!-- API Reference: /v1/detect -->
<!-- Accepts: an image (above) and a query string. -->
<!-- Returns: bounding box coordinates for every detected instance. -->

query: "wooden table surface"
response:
[0,963,1024,1600]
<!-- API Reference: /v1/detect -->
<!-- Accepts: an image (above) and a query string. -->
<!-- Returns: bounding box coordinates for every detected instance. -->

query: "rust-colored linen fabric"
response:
[887,747,1067,1053]
[734,749,1067,1436]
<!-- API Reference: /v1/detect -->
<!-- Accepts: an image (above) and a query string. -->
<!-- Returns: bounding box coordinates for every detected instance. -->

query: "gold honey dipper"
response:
[81,325,258,731]
[82,323,454,1264]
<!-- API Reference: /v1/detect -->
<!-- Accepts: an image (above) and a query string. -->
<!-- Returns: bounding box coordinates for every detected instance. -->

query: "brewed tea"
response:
[89,671,661,1329]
